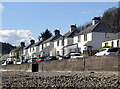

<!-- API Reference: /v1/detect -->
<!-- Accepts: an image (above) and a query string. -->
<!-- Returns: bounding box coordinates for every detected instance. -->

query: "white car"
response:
[1,60,7,66]
[95,48,119,56]
[70,53,84,59]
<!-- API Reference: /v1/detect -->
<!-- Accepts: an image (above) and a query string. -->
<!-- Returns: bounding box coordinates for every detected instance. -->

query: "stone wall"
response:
[39,55,119,72]
[1,55,120,72]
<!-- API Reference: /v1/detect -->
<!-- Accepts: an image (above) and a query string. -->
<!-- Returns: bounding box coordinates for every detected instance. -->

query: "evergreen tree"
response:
[38,29,52,41]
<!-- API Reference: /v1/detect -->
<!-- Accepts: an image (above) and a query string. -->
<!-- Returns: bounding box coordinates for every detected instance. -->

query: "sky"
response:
[0,2,119,46]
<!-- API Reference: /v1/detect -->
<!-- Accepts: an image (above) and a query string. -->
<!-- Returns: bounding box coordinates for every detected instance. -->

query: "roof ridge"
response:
[91,22,101,32]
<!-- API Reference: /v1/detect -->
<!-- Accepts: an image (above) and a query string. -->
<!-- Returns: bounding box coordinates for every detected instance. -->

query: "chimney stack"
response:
[54,30,60,35]
[40,37,45,41]
[20,42,25,48]
[92,17,101,25]
[70,24,77,32]
[30,39,35,45]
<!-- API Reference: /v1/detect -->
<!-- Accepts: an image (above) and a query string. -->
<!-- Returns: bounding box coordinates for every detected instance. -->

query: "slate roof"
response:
[41,44,53,52]
[31,40,44,47]
[103,32,120,41]
[42,34,62,44]
[24,44,34,49]
[77,22,116,35]
[55,29,80,41]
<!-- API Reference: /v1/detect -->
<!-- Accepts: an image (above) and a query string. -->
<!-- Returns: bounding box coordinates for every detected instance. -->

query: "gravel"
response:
[1,71,120,89]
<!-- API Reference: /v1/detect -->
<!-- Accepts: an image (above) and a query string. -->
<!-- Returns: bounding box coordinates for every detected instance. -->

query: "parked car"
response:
[70,53,84,59]
[56,55,64,60]
[1,60,13,65]
[16,61,22,64]
[36,57,45,62]
[44,56,57,61]
[28,57,38,63]
[95,48,119,56]
[1,60,7,66]
[22,59,29,63]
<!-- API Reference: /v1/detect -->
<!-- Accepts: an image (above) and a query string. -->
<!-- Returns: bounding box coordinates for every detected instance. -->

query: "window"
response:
[78,36,81,42]
[62,40,64,46]
[111,41,114,47]
[67,39,69,45]
[30,48,31,52]
[87,46,92,50]
[42,44,44,49]
[64,49,67,54]
[57,51,59,56]
[108,48,118,52]
[105,42,108,46]
[117,40,119,47]
[98,49,106,53]
[78,48,81,53]
[33,47,34,51]
[57,41,59,46]
[84,34,87,41]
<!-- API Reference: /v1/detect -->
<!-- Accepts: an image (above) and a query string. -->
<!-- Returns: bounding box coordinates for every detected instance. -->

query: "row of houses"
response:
[9,17,120,60]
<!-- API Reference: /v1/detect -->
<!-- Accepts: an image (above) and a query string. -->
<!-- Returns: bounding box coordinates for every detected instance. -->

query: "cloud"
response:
[80,10,103,15]
[0,4,4,11]
[0,5,3,8]
[0,30,34,46]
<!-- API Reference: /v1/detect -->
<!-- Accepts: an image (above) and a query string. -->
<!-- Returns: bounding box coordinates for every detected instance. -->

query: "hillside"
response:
[101,7,120,32]
[0,42,16,55]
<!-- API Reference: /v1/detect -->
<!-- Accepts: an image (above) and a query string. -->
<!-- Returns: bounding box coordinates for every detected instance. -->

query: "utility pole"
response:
[62,36,64,56]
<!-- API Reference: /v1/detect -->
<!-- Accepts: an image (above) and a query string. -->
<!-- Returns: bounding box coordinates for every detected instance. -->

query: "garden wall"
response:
[1,55,120,72]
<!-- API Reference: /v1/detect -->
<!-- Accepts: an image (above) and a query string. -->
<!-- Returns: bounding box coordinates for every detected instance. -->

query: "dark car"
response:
[28,57,38,63]
[22,59,29,63]
[44,56,57,61]
[36,57,45,62]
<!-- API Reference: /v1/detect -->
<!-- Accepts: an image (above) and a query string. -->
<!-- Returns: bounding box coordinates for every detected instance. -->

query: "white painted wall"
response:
[73,32,115,53]
[54,40,63,56]
[54,37,74,56]
[27,46,38,58]
[92,32,115,50]
[64,38,68,46]
[102,39,120,47]
[39,44,42,52]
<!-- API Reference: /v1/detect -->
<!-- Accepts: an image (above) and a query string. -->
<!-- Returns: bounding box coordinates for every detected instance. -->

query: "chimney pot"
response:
[30,40,35,44]
[92,17,101,25]
[54,30,60,35]
[70,24,77,32]
[20,42,25,47]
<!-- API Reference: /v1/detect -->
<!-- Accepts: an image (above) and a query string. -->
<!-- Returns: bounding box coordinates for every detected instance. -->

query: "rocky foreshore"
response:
[1,71,120,89]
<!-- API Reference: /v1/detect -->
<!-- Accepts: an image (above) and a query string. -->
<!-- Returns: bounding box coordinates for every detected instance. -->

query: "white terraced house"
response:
[9,42,25,61]
[23,31,59,59]
[23,40,36,59]
[54,25,80,56]
[73,17,116,53]
[39,30,62,57]
[23,37,47,59]
[102,32,120,48]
